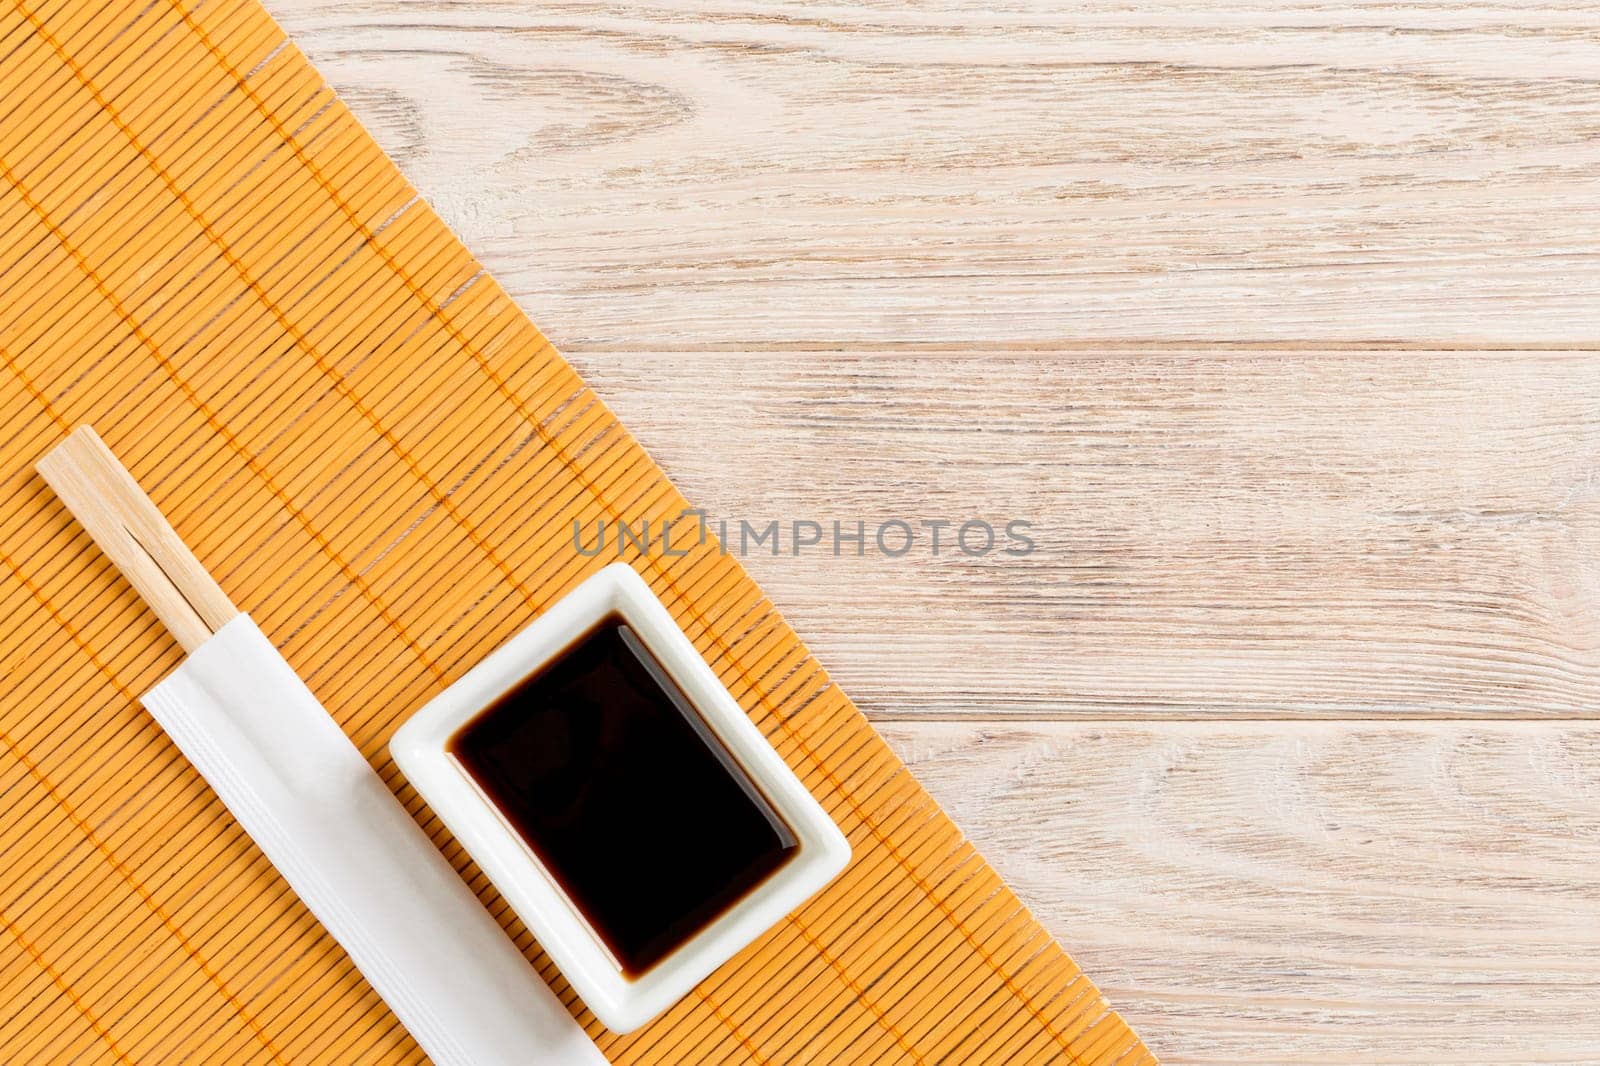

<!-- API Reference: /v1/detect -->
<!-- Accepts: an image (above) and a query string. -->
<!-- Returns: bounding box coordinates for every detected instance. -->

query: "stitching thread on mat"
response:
[12,1,550,630]
[0,539,287,1066]
[0,901,134,1064]
[0,156,471,1054]
[1,349,289,1061]
[694,988,772,1066]
[0,156,448,691]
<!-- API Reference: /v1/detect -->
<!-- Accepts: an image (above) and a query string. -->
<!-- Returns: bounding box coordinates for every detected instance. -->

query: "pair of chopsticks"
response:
[38,425,236,652]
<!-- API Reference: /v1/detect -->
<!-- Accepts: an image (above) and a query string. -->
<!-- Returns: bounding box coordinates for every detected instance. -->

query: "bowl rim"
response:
[390,562,851,1033]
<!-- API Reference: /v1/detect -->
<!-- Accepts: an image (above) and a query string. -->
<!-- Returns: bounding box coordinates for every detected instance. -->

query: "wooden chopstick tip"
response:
[33,422,237,653]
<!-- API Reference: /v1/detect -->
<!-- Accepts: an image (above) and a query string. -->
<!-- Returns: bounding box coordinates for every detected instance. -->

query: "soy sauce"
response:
[448,615,798,977]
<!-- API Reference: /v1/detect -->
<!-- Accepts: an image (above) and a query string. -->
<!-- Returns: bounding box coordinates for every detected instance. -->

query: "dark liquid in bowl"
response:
[448,614,798,976]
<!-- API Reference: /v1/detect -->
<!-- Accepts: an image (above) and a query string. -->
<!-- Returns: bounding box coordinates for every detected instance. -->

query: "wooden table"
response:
[269,2,1600,1061]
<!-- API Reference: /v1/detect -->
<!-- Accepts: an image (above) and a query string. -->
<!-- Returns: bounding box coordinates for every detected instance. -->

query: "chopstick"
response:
[37,425,237,652]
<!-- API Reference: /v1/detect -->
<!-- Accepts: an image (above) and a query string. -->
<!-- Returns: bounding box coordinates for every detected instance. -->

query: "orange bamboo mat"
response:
[0,1,1154,1063]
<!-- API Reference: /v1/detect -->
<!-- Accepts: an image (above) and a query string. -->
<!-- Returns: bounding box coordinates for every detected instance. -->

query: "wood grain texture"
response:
[883,720,1600,1065]
[264,0,1600,348]
[571,347,1600,720]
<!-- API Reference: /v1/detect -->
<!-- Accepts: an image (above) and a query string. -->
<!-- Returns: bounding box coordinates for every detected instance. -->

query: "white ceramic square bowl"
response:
[390,562,850,1033]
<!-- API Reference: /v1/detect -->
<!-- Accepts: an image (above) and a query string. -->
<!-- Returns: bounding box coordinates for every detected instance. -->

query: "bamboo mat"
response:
[0,1,1153,1062]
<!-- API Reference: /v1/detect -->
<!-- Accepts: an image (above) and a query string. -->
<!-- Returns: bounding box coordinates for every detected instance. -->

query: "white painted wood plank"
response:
[573,348,1600,719]
[267,0,1600,347]
[883,719,1600,1064]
